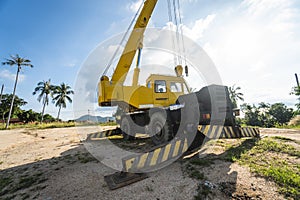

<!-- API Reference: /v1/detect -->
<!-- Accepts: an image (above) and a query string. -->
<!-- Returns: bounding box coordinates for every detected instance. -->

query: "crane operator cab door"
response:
[152,80,170,107]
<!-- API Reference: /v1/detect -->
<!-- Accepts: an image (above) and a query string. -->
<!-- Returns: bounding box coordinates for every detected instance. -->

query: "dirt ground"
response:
[0,126,299,200]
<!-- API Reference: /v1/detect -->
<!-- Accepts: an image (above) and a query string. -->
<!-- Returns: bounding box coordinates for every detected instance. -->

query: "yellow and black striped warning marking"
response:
[221,126,241,138]
[88,131,107,140]
[239,127,259,137]
[198,125,259,139]
[87,128,122,140]
[122,138,188,172]
[198,125,224,139]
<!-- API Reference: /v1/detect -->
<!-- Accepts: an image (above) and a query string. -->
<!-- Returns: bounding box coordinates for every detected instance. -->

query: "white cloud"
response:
[183,14,216,41]
[241,0,298,36]
[127,0,143,13]
[195,0,300,106]
[0,69,25,82]
[161,14,216,42]
[107,44,124,54]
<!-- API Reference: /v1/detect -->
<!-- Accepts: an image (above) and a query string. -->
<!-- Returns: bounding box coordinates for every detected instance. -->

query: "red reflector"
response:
[203,114,211,119]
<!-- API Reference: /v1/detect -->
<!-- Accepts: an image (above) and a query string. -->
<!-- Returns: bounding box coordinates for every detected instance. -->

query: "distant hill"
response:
[75,115,115,123]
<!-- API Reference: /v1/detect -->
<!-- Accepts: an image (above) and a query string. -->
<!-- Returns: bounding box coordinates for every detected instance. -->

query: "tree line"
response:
[0,94,56,124]
[229,84,300,127]
[240,102,294,127]
[32,79,74,122]
[1,54,73,128]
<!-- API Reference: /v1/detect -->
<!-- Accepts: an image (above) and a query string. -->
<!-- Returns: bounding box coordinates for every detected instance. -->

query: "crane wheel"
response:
[149,112,173,145]
[121,117,135,140]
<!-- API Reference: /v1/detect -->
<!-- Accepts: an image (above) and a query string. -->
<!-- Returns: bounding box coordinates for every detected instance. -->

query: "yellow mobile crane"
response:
[98,0,259,189]
[99,0,237,144]
[98,0,237,145]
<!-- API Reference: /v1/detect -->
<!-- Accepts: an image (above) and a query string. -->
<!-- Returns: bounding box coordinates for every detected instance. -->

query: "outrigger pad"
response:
[104,172,148,190]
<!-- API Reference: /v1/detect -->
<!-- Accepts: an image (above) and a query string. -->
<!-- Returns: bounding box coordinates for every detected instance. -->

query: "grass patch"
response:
[1,194,17,200]
[275,124,300,130]
[272,136,300,145]
[76,152,97,163]
[254,138,299,157]
[0,175,13,195]
[222,138,257,162]
[62,154,77,164]
[29,185,47,192]
[20,192,30,200]
[0,122,75,130]
[60,152,98,164]
[0,121,117,130]
[272,136,295,142]
[260,165,299,197]
[75,121,117,127]
[190,170,205,180]
[0,172,47,197]
[233,138,300,199]
[194,183,212,200]
[186,137,300,199]
[184,162,210,200]
[36,122,75,129]
[185,163,206,180]
[14,172,47,192]
[99,121,117,126]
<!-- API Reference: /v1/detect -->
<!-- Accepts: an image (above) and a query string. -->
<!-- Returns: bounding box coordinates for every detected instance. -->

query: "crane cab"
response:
[145,74,189,108]
[98,74,189,112]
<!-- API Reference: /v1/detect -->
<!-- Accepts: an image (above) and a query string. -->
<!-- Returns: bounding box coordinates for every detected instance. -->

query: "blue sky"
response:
[1,0,300,120]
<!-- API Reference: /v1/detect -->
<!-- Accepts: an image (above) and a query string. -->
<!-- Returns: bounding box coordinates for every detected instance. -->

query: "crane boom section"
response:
[111,0,158,84]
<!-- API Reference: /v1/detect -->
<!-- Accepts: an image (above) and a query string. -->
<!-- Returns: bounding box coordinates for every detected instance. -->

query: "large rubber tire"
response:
[149,112,173,145]
[120,117,135,140]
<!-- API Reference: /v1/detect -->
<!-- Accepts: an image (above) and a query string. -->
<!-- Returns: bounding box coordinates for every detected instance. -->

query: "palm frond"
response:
[2,59,15,66]
[52,83,74,110]
[67,90,74,95]
[66,96,72,103]
[37,93,43,102]
[2,54,33,69]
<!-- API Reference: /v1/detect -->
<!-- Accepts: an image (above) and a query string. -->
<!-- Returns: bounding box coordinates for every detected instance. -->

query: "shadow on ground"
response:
[0,132,260,200]
[0,143,101,200]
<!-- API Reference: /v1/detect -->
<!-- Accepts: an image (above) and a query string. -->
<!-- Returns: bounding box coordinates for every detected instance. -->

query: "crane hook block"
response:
[175,65,183,77]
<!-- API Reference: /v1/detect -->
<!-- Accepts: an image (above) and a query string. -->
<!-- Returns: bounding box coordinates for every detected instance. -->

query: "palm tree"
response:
[2,54,33,129]
[33,79,55,123]
[228,84,244,108]
[52,83,74,120]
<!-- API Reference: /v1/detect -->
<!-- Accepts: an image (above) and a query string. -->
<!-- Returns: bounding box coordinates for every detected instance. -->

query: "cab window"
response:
[147,81,151,88]
[170,82,182,93]
[154,80,166,93]
[183,83,189,94]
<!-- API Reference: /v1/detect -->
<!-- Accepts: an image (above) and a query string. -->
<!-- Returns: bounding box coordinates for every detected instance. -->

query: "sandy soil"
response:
[0,126,298,199]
